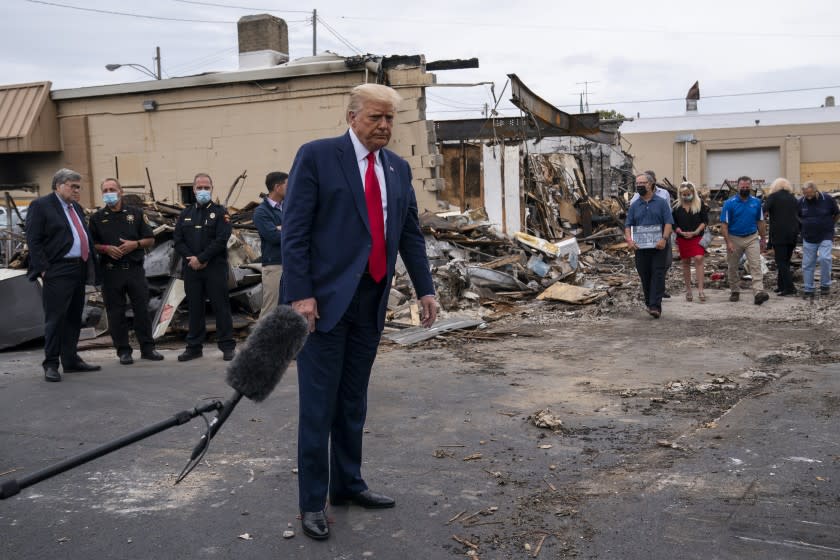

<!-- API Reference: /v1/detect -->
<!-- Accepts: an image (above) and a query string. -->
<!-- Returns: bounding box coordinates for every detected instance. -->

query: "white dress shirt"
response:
[348,128,388,232]
[57,193,84,258]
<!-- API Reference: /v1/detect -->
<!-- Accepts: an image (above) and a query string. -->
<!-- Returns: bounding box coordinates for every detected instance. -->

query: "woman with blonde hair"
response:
[765,177,799,296]
[673,181,709,301]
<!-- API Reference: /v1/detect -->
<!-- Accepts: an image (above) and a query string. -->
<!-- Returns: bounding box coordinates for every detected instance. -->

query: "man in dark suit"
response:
[282,83,438,540]
[26,168,101,382]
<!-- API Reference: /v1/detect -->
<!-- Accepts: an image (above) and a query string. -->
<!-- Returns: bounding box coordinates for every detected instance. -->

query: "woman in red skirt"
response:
[673,181,709,302]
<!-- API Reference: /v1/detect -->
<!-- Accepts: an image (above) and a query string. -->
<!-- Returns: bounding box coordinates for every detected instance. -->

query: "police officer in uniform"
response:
[173,173,236,362]
[89,178,164,365]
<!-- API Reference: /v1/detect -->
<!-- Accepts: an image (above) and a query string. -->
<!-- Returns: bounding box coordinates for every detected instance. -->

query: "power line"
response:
[333,14,840,39]
[26,0,237,24]
[316,15,364,55]
[554,84,840,109]
[172,0,311,13]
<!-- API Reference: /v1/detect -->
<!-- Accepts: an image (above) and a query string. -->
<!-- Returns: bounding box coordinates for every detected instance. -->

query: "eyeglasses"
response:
[68,183,82,190]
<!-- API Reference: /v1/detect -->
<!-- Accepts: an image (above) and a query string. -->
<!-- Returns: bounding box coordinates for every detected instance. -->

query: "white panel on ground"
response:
[503,145,521,234]
[483,144,503,230]
[706,148,780,189]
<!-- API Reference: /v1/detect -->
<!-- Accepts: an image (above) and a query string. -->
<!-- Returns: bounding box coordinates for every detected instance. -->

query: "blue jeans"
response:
[802,239,833,291]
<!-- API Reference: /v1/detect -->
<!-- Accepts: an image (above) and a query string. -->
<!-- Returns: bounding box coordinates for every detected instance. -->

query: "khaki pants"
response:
[727,233,763,294]
[260,264,283,318]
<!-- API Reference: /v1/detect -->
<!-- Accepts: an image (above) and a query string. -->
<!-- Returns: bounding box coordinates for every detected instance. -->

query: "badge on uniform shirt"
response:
[210,212,216,219]
[127,214,135,223]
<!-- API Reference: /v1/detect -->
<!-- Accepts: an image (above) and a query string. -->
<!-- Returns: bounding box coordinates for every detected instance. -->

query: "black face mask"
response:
[636,185,648,196]
[738,188,751,198]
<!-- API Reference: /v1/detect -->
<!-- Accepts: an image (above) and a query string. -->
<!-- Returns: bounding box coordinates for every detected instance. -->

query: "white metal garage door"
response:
[706,148,780,189]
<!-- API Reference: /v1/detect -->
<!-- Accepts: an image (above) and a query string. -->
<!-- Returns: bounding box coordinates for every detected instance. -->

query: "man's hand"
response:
[292,297,319,333]
[655,238,667,250]
[186,256,203,270]
[105,245,124,260]
[419,294,438,328]
[759,237,767,252]
[117,238,138,254]
[726,241,735,253]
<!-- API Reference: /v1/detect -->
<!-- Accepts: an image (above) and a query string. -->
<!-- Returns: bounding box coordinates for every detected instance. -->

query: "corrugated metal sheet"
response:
[0,81,59,153]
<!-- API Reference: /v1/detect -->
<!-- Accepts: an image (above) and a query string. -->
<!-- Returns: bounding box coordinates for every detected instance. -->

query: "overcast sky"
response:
[3,0,839,120]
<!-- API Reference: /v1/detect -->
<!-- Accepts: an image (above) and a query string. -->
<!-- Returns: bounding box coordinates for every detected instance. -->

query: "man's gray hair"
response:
[51,168,81,191]
[193,172,213,186]
[347,83,402,114]
[803,180,817,191]
[636,172,655,185]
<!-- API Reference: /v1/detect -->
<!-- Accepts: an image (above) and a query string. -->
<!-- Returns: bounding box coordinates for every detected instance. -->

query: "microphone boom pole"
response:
[0,400,223,500]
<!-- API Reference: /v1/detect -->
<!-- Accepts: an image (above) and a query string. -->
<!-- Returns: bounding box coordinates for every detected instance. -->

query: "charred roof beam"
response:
[507,73,615,144]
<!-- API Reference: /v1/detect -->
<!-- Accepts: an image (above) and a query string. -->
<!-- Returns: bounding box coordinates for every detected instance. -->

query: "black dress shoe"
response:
[177,349,203,362]
[300,510,329,540]
[119,352,134,365]
[330,489,395,509]
[44,367,61,382]
[222,350,235,361]
[63,361,101,373]
[140,350,164,361]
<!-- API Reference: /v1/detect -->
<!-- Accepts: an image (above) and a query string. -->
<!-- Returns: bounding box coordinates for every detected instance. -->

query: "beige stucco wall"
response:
[623,120,840,191]
[43,67,438,211]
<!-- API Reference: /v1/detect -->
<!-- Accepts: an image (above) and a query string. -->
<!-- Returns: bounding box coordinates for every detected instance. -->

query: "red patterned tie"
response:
[67,203,89,261]
[364,152,386,282]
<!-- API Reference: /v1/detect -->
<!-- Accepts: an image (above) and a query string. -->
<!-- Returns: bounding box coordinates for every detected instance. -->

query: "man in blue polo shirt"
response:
[798,181,839,299]
[720,175,769,305]
[625,172,674,318]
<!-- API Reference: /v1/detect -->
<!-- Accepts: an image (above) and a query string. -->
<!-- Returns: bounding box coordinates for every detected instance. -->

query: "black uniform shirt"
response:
[89,204,154,265]
[173,201,232,265]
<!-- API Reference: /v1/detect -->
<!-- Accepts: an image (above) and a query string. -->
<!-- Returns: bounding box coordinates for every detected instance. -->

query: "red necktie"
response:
[364,152,386,282]
[67,203,89,261]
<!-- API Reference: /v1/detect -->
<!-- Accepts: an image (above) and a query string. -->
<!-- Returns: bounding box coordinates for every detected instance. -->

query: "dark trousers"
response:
[41,259,86,370]
[296,275,385,512]
[773,243,796,293]
[102,265,155,355]
[635,247,668,311]
[183,262,235,351]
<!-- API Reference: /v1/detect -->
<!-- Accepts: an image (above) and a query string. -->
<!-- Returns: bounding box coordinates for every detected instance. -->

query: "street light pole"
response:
[105,47,162,80]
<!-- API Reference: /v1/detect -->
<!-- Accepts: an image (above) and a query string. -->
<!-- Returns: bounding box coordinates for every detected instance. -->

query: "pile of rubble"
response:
[384,205,638,335]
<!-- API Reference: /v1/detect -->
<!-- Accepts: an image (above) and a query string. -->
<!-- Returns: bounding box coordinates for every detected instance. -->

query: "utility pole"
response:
[575,80,599,112]
[154,46,161,80]
[312,9,317,56]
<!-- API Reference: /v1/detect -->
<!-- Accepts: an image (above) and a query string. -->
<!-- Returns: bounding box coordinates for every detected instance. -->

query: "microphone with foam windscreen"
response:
[185,304,309,466]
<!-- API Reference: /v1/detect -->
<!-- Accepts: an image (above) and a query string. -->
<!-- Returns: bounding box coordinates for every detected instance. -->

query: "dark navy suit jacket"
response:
[281,131,434,333]
[25,192,97,283]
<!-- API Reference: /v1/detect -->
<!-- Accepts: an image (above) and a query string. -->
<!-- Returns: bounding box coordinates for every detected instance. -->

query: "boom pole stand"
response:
[0,400,224,500]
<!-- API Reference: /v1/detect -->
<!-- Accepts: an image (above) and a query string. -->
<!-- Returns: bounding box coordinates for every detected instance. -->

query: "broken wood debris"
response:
[529,409,566,432]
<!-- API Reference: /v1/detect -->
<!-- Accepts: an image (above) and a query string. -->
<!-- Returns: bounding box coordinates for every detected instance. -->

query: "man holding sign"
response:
[625,173,674,318]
